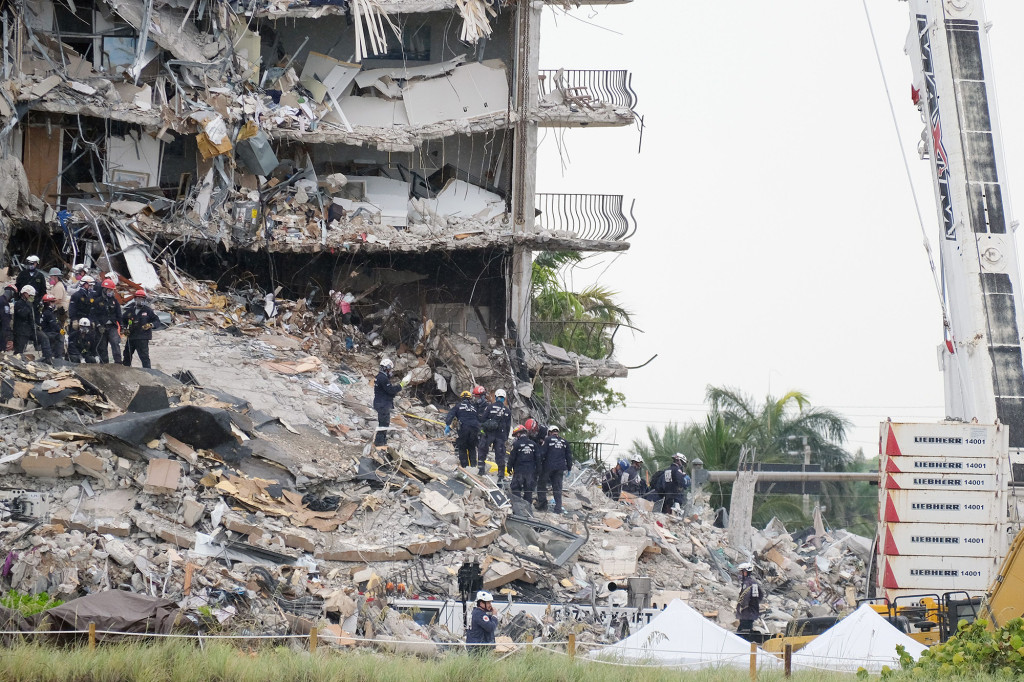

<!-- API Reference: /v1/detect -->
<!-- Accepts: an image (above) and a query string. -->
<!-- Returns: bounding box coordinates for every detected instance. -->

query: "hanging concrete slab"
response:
[403,62,508,126]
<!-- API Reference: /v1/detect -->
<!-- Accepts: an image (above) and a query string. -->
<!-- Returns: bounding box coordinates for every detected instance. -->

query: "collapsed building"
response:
[0,0,637,383]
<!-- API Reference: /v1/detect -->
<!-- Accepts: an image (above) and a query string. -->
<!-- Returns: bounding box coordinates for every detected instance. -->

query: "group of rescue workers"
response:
[372,357,691,516]
[600,452,692,514]
[0,256,159,367]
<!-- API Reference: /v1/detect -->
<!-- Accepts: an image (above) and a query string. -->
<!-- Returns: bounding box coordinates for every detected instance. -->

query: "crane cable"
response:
[860,0,970,413]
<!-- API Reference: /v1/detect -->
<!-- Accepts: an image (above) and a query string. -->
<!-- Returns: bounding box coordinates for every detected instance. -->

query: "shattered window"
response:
[54,0,94,34]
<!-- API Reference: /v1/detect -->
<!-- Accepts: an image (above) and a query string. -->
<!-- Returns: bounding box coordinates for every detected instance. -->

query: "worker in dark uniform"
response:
[535,425,572,513]
[478,388,512,480]
[655,452,691,513]
[445,390,480,468]
[68,275,96,327]
[39,294,63,360]
[507,425,540,504]
[67,318,99,363]
[122,289,158,368]
[471,385,488,420]
[525,418,551,501]
[602,459,629,501]
[90,279,122,363]
[622,455,648,496]
[736,562,761,637]
[372,358,403,446]
[0,284,16,351]
[12,285,52,363]
[465,590,497,654]
[15,255,47,312]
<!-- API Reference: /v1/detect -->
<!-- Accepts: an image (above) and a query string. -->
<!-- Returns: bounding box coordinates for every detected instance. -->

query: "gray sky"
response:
[536,0,1024,460]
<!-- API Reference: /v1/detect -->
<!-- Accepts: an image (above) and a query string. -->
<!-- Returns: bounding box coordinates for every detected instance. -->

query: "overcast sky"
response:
[535,0,1024,460]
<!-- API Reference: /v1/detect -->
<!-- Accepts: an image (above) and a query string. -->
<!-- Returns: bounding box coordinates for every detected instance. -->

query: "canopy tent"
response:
[792,603,927,673]
[590,599,780,670]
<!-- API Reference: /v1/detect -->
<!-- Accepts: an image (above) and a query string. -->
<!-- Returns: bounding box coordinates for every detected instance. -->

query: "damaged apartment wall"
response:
[1,0,633,256]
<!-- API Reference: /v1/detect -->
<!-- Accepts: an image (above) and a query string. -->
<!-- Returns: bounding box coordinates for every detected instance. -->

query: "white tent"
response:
[590,599,781,670]
[792,603,928,673]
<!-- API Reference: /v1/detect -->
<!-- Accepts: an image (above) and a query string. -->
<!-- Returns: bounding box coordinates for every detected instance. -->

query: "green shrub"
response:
[0,590,63,617]
[889,617,1024,678]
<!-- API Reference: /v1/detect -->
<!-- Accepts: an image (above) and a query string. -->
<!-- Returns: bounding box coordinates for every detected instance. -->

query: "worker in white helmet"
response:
[478,388,512,481]
[465,590,497,653]
[735,562,761,637]
[12,285,52,363]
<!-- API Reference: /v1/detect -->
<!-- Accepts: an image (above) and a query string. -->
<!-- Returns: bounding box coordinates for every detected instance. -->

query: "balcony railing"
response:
[569,441,618,464]
[538,69,637,110]
[534,193,637,241]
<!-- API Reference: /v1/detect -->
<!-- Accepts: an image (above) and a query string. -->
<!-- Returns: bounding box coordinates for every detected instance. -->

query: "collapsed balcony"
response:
[537,69,637,127]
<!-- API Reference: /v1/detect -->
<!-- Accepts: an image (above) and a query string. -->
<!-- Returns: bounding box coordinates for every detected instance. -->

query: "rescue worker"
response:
[67,318,99,363]
[372,358,403,446]
[525,418,548,445]
[621,455,648,496]
[465,590,497,654]
[66,264,87,296]
[736,562,761,636]
[602,459,629,501]
[445,390,480,468]
[90,278,122,363]
[535,425,572,514]
[40,294,63,360]
[12,285,52,363]
[478,388,512,480]
[68,275,96,322]
[525,418,551,501]
[122,289,157,368]
[471,384,488,421]
[46,268,69,313]
[655,453,691,513]
[15,256,47,311]
[0,284,16,351]
[507,425,540,504]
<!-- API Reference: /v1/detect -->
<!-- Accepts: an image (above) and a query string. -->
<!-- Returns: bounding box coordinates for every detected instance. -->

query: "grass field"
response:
[2,639,1016,681]
[0,640,864,682]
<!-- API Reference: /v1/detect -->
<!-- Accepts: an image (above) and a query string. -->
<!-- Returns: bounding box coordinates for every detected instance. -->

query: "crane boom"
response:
[904,0,1024,477]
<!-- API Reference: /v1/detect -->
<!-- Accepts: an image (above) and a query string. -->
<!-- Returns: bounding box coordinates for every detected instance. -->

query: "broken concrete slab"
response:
[144,458,182,495]
[19,455,75,478]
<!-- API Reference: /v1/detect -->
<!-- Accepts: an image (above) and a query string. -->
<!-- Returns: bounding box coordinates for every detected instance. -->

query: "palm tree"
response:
[631,386,865,531]
[528,252,632,444]
[705,386,851,469]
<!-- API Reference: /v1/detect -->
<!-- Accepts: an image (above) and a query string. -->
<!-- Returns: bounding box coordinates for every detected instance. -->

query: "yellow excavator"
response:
[978,529,1024,629]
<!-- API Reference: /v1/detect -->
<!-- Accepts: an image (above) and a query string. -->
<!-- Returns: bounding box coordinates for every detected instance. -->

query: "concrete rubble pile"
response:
[0,265,873,650]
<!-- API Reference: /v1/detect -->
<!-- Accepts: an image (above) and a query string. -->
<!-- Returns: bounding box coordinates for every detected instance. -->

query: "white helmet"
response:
[79,318,92,327]
[495,389,506,399]
[673,452,687,463]
[380,358,394,370]
[737,562,753,572]
[475,590,493,602]
[81,275,95,284]
[25,255,39,264]
[20,285,35,296]
[548,425,560,433]
[72,264,86,273]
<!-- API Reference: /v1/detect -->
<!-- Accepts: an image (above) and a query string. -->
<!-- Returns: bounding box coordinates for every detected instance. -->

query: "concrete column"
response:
[508,0,541,340]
